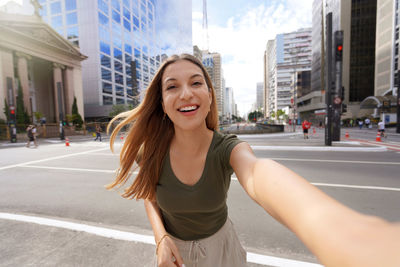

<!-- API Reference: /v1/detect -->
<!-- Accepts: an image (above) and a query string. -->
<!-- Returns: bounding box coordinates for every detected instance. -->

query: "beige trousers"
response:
[155,218,247,267]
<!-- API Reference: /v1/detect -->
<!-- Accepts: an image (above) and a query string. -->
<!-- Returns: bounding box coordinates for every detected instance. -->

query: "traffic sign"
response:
[333,97,341,105]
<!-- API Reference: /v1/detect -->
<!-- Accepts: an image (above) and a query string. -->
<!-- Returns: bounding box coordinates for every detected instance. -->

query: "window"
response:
[133,16,139,28]
[134,48,141,59]
[50,2,61,14]
[124,44,132,54]
[127,88,133,96]
[135,60,141,69]
[123,7,130,20]
[39,5,47,17]
[102,82,112,94]
[111,0,120,11]
[100,54,111,69]
[66,12,78,25]
[112,10,121,23]
[98,0,108,14]
[132,2,139,17]
[116,98,125,104]
[51,16,62,28]
[115,72,124,85]
[141,3,146,14]
[101,68,112,81]
[100,41,111,55]
[123,19,131,31]
[103,95,113,105]
[125,53,132,64]
[67,26,78,39]
[113,36,122,49]
[116,86,124,96]
[114,60,123,73]
[126,65,131,75]
[99,25,110,42]
[113,48,122,61]
[136,70,142,79]
[123,0,130,8]
[112,21,121,36]
[98,12,109,25]
[65,0,77,11]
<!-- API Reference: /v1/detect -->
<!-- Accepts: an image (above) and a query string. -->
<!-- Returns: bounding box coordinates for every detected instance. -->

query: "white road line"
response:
[251,145,387,152]
[269,157,400,165]
[0,148,109,171]
[21,165,117,173]
[0,212,322,267]
[231,177,400,192]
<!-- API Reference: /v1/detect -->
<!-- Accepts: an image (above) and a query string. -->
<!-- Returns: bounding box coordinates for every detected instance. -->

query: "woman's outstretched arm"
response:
[230,142,400,267]
[144,199,184,267]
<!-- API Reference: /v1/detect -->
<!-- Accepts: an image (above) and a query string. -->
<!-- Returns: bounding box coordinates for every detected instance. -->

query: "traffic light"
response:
[334,31,343,62]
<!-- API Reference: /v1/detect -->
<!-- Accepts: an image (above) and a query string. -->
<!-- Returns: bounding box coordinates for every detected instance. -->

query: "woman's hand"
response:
[157,236,184,267]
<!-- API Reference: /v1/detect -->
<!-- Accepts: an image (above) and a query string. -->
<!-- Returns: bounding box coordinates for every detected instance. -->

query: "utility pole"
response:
[325,13,333,146]
[332,30,343,141]
[397,70,400,133]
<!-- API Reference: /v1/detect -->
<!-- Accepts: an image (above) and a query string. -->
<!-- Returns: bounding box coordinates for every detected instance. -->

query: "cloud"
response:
[193,1,312,116]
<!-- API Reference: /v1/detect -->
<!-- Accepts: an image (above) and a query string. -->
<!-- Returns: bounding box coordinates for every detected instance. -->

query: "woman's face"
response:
[161,60,212,131]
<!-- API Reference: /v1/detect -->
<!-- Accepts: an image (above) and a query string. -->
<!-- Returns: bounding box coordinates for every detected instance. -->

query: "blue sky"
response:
[192,0,313,116]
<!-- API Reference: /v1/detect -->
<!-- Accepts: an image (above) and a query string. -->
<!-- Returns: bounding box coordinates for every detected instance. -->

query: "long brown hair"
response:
[107,54,218,200]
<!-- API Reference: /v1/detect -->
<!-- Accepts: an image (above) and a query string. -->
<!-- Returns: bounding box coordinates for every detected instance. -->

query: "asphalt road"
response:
[1,130,399,267]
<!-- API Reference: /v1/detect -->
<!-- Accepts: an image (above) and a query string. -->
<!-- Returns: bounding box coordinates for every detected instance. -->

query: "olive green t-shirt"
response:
[156,131,243,241]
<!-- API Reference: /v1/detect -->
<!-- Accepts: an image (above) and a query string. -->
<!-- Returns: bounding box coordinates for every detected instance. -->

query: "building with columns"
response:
[0,11,87,123]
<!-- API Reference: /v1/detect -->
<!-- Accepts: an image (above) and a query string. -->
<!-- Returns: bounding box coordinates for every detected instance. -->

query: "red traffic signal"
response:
[337,45,343,51]
[10,110,15,115]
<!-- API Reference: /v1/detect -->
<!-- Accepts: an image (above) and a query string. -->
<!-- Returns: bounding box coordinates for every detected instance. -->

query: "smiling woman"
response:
[107,54,400,267]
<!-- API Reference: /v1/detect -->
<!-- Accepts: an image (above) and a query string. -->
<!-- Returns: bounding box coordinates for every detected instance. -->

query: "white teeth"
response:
[179,105,197,112]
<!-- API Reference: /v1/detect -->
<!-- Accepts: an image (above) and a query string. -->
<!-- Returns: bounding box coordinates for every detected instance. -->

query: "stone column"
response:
[16,52,32,116]
[53,63,65,123]
[63,67,74,115]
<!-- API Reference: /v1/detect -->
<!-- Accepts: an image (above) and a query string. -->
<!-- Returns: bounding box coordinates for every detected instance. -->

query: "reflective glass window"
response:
[98,0,108,14]
[124,44,132,54]
[124,30,132,43]
[67,26,79,39]
[51,16,62,28]
[115,72,124,85]
[114,48,123,61]
[125,53,132,64]
[141,22,146,34]
[127,88,133,96]
[123,7,130,20]
[103,95,113,105]
[111,0,120,11]
[100,41,111,55]
[113,37,122,49]
[100,54,111,69]
[132,2,139,17]
[101,68,112,81]
[136,70,141,79]
[114,60,123,73]
[126,65,131,75]
[140,3,146,14]
[123,19,130,31]
[112,10,121,23]
[98,12,109,25]
[148,21,153,31]
[65,0,77,11]
[142,45,148,54]
[116,98,125,104]
[134,48,141,59]
[133,16,139,28]
[144,73,149,82]
[135,60,141,69]
[99,25,110,42]
[102,82,113,94]
[51,2,61,14]
[123,0,130,8]
[143,64,148,73]
[116,86,124,96]
[150,68,155,76]
[112,21,121,36]
[142,53,148,63]
[66,12,78,25]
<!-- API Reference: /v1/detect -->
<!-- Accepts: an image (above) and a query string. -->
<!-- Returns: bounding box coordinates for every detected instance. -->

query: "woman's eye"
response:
[166,85,176,90]
[193,81,202,86]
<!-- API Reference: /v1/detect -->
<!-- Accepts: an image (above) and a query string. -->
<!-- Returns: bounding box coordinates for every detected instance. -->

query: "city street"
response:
[1,128,400,267]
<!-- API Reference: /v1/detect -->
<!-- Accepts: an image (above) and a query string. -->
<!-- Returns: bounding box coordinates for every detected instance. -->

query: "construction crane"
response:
[202,0,209,51]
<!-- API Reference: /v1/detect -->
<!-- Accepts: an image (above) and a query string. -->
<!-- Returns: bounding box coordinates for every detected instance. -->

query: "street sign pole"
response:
[325,13,333,146]
[397,70,400,133]
[333,30,343,141]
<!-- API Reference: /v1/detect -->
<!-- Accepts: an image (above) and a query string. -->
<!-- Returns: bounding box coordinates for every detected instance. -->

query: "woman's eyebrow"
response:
[163,74,203,84]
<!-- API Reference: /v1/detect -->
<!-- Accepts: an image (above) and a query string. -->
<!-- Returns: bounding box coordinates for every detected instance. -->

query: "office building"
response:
[256,82,263,111]
[37,0,192,118]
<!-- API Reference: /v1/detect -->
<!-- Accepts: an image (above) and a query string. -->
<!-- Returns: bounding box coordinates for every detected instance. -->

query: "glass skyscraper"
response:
[38,0,192,118]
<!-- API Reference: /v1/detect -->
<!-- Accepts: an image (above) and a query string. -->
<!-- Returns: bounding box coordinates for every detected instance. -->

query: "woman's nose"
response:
[179,85,193,99]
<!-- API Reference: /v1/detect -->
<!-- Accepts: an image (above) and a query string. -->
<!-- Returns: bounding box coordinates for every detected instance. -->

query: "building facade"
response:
[0,11,87,123]
[202,50,223,120]
[256,82,263,111]
[37,0,192,119]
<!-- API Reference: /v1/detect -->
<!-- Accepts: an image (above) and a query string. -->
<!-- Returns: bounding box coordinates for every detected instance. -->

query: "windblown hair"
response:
[106,54,218,200]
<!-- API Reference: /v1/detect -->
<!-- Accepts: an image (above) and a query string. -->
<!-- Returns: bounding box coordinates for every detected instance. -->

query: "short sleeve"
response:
[220,134,244,173]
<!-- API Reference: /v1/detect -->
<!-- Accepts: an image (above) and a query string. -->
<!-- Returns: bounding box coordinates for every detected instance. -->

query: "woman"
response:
[107,54,400,267]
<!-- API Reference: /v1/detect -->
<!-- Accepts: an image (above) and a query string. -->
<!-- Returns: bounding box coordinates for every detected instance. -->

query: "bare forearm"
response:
[252,159,400,267]
[144,199,168,243]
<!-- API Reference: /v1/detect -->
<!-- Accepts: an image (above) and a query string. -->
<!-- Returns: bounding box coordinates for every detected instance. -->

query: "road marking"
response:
[231,177,400,192]
[269,157,400,165]
[0,147,109,171]
[251,145,386,152]
[0,212,322,267]
[21,165,117,173]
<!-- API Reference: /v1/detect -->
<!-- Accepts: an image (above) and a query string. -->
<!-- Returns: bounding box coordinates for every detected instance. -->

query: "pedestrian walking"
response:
[26,125,37,148]
[302,119,311,139]
[358,119,363,129]
[107,54,400,267]
[365,118,371,129]
[378,120,386,138]
[94,125,102,141]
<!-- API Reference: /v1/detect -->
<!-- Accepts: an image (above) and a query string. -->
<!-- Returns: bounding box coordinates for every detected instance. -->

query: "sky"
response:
[192,0,313,117]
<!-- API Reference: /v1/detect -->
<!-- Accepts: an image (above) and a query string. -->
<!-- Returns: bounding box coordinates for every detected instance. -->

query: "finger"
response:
[171,247,184,267]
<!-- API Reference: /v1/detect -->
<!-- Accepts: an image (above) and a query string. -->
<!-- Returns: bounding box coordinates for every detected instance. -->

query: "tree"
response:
[247,111,263,122]
[71,97,83,128]
[16,80,30,124]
